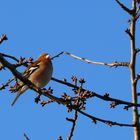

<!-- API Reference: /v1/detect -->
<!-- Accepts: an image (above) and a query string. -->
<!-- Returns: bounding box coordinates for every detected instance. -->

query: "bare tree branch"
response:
[115,0,133,15]
[129,0,140,139]
[23,133,30,140]
[0,0,140,139]
[1,52,132,109]
[51,77,140,108]
[64,51,129,67]
[136,48,140,53]
[125,28,133,39]
[67,111,78,140]
[1,53,19,62]
[78,109,136,127]
[0,53,137,128]
[0,79,14,90]
[0,34,8,44]
[51,51,64,60]
[54,51,129,67]
[135,13,140,20]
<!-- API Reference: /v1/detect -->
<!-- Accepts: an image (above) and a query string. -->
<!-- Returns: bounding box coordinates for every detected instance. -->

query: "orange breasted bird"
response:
[11,53,53,106]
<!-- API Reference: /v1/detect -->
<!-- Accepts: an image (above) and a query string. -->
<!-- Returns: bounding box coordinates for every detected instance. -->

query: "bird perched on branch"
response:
[11,53,53,106]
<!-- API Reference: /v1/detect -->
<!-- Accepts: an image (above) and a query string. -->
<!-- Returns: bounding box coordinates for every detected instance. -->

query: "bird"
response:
[11,53,53,106]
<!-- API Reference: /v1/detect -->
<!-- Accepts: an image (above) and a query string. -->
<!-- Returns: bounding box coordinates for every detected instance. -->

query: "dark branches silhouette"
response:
[52,51,129,68]
[0,34,7,44]
[23,133,30,140]
[1,25,140,139]
[115,0,133,15]
[66,111,78,140]
[0,48,138,129]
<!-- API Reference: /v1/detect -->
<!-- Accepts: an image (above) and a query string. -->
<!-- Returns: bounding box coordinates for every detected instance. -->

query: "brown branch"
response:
[66,111,78,140]
[0,34,8,44]
[115,0,133,15]
[135,6,140,20]
[0,53,139,109]
[51,51,64,60]
[129,0,140,139]
[1,53,19,62]
[51,77,140,108]
[104,61,129,67]
[135,13,140,20]
[1,53,33,67]
[0,79,14,90]
[136,48,140,53]
[78,109,136,127]
[0,53,138,128]
[125,28,133,39]
[23,133,30,140]
[41,99,54,106]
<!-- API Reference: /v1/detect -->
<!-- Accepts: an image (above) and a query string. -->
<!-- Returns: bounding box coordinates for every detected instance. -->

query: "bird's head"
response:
[38,53,51,61]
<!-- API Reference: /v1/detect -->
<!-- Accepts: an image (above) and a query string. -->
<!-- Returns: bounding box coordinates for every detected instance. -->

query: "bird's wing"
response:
[11,61,40,106]
[23,61,40,78]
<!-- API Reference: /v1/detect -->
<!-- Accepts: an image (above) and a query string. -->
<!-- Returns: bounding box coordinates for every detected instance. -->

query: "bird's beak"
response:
[46,54,50,59]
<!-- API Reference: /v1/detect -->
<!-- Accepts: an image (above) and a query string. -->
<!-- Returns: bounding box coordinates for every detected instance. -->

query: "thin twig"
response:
[23,133,30,140]
[136,48,140,53]
[50,51,129,67]
[125,28,133,39]
[78,109,136,127]
[115,0,133,15]
[63,51,129,67]
[135,13,140,20]
[51,77,140,108]
[0,79,14,90]
[0,34,8,44]
[67,111,78,140]
[51,51,64,60]
[1,53,19,62]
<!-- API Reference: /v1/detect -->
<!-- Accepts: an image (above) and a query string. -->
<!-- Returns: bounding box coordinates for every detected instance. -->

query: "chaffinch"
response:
[11,53,53,106]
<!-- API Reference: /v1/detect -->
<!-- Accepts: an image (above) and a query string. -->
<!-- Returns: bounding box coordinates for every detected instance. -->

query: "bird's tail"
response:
[11,92,22,106]
[11,85,28,106]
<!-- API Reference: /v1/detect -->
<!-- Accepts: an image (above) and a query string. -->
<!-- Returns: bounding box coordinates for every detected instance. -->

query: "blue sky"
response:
[0,0,139,140]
